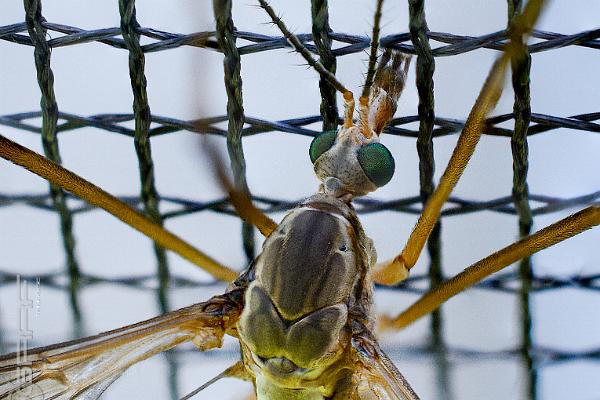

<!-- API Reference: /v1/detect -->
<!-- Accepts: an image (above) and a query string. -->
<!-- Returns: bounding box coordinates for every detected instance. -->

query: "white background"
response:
[1,1,599,399]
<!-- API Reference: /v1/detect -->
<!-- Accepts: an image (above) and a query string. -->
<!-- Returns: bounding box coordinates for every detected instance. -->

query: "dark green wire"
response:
[408,1,452,399]
[311,0,339,132]
[214,0,255,262]
[119,2,178,397]
[508,1,536,399]
[24,0,82,326]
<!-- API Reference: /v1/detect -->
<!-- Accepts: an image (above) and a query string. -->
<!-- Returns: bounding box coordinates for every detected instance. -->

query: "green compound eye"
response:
[357,143,395,187]
[309,130,337,164]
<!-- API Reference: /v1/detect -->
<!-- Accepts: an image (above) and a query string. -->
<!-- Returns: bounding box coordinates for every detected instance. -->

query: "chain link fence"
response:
[1,0,599,399]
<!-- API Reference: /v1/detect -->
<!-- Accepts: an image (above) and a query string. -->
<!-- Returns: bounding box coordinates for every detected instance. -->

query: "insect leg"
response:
[204,138,277,237]
[179,361,248,400]
[371,54,510,285]
[372,0,545,285]
[381,205,600,330]
[0,134,238,281]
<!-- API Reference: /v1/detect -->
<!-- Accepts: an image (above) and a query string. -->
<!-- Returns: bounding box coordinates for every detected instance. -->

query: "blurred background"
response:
[1,1,599,399]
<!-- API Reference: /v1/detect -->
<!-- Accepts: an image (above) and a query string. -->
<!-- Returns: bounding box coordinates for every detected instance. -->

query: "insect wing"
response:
[343,331,420,400]
[0,298,242,400]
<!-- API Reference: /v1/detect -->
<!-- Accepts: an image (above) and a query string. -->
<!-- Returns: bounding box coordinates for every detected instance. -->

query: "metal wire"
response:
[0,1,599,399]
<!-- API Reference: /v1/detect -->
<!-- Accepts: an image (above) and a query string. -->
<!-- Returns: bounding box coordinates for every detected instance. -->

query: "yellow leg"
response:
[380,206,600,330]
[181,361,249,400]
[226,187,277,237]
[372,53,509,285]
[372,0,545,285]
[206,138,277,237]
[0,134,237,281]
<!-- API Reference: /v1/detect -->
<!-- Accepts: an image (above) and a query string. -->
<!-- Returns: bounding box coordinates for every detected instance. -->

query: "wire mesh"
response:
[0,1,599,399]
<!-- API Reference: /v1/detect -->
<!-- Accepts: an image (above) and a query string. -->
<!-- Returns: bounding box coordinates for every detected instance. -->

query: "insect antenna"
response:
[361,0,385,100]
[257,0,349,97]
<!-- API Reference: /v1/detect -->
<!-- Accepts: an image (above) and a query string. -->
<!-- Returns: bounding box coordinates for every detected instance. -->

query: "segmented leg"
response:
[258,0,356,131]
[205,138,278,237]
[381,205,600,330]
[0,134,237,281]
[371,54,510,285]
[372,0,546,285]
[179,361,248,400]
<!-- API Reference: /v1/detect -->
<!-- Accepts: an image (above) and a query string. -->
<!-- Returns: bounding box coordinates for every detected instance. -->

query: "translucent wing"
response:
[0,292,243,400]
[337,330,420,400]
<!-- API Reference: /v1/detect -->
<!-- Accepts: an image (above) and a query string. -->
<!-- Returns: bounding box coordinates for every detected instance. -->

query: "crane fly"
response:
[1,0,598,398]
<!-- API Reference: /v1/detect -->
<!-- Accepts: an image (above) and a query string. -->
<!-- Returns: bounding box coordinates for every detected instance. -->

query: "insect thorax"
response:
[238,194,376,396]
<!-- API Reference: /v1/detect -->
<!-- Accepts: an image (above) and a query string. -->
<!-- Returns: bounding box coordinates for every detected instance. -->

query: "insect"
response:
[1,0,600,398]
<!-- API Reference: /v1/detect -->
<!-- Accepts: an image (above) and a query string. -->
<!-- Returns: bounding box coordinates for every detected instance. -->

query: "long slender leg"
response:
[0,134,237,281]
[380,206,600,330]
[372,0,545,285]
[206,139,277,237]
[361,0,385,100]
[372,54,510,284]
[179,361,247,400]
